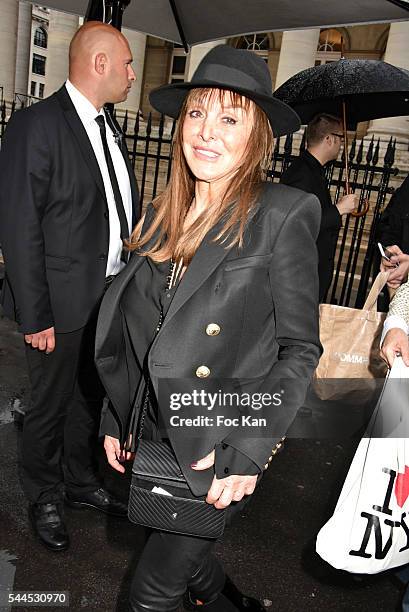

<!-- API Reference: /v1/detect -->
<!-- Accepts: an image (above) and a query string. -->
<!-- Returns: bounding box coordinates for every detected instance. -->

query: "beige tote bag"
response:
[314,271,389,400]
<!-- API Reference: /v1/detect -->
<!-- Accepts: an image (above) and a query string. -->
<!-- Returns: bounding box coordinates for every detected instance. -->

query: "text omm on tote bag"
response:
[314,271,389,399]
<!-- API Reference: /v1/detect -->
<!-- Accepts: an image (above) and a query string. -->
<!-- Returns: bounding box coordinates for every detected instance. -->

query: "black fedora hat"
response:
[149,44,300,137]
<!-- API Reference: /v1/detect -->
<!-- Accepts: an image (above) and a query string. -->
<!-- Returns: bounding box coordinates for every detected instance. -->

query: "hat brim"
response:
[149,80,301,138]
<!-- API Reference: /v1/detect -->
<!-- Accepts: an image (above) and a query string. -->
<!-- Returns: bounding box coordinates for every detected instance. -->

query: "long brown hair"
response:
[128,88,274,262]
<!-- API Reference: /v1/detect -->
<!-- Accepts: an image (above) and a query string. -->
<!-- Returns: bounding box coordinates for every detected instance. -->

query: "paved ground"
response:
[0,313,404,612]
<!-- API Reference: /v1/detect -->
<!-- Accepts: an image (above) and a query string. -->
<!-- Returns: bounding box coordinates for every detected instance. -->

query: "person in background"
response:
[281,113,357,302]
[0,22,139,552]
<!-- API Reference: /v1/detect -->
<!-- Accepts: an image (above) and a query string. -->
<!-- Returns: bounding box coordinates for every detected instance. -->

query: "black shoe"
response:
[184,576,266,611]
[28,503,69,552]
[65,487,128,517]
[222,576,266,611]
[184,592,238,611]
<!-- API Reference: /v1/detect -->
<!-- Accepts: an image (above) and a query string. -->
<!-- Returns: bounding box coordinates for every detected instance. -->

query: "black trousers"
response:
[22,309,105,504]
[128,496,248,612]
[129,530,223,611]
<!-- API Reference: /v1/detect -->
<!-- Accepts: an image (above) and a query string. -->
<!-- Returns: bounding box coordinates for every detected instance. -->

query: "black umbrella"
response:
[274,58,409,127]
[274,58,409,216]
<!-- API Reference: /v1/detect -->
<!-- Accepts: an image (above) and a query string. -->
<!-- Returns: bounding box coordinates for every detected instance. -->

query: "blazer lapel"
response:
[55,86,106,202]
[159,219,232,332]
[95,252,146,360]
[96,209,162,359]
[155,194,267,334]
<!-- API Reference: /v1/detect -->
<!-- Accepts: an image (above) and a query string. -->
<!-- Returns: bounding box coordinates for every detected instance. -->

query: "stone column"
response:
[0,0,19,104]
[117,28,147,121]
[367,22,409,144]
[15,1,32,96]
[274,29,320,90]
[185,40,227,80]
[44,11,79,98]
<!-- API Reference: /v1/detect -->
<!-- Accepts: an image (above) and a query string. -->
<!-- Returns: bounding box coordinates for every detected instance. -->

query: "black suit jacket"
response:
[0,85,140,334]
[95,183,322,495]
[281,150,341,300]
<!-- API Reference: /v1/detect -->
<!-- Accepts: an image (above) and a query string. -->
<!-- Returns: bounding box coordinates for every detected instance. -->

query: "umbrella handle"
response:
[345,183,370,217]
[350,197,370,218]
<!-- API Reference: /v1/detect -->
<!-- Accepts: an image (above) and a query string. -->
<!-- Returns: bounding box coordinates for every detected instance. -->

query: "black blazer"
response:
[0,85,140,334]
[281,150,341,300]
[95,183,322,495]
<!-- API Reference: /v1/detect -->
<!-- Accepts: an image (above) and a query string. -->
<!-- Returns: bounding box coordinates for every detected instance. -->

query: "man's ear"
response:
[95,52,107,75]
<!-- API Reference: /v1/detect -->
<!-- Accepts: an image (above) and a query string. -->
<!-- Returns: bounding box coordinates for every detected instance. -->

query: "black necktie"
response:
[95,114,129,261]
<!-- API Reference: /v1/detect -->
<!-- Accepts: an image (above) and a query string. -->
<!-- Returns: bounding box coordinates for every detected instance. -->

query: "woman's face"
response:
[182,90,254,189]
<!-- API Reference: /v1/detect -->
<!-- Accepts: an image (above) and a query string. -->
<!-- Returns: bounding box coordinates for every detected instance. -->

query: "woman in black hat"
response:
[95,45,322,611]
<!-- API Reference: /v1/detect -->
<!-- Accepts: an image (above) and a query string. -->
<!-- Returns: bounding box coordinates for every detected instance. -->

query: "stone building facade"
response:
[0,2,408,156]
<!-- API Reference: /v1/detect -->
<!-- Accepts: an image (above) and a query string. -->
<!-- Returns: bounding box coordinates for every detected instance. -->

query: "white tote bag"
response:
[316,357,409,574]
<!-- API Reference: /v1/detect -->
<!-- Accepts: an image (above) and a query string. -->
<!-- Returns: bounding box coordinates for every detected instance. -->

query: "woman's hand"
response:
[104,435,134,474]
[380,245,409,290]
[191,450,257,509]
[380,328,409,368]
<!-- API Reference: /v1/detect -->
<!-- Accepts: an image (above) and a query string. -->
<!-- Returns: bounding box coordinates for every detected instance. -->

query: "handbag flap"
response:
[132,439,185,482]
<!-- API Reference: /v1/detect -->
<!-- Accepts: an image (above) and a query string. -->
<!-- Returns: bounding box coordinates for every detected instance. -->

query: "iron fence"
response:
[0,102,400,306]
[269,131,399,307]
[13,92,41,107]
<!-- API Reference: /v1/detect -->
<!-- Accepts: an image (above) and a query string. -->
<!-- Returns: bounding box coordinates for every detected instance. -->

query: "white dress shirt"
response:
[65,80,132,277]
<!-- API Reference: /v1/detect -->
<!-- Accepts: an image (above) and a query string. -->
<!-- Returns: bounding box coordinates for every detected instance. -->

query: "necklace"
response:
[168,258,184,288]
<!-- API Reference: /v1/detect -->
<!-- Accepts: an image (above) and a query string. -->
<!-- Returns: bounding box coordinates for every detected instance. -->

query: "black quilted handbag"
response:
[129,439,226,538]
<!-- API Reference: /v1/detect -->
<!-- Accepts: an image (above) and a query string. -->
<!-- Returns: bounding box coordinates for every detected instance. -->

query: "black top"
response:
[281,149,342,301]
[120,255,260,478]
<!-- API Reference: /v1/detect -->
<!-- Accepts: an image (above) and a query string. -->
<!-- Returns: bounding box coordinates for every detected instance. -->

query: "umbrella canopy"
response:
[275,57,409,214]
[274,59,409,127]
[33,0,409,47]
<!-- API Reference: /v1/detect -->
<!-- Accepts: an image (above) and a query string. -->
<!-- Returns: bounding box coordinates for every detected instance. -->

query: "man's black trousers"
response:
[22,311,105,504]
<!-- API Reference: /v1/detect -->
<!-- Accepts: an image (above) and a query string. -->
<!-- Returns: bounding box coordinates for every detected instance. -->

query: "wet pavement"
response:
[0,313,403,612]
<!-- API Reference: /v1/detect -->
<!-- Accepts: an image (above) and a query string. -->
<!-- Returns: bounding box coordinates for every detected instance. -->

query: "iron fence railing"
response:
[13,92,41,107]
[0,103,400,306]
[269,131,398,306]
